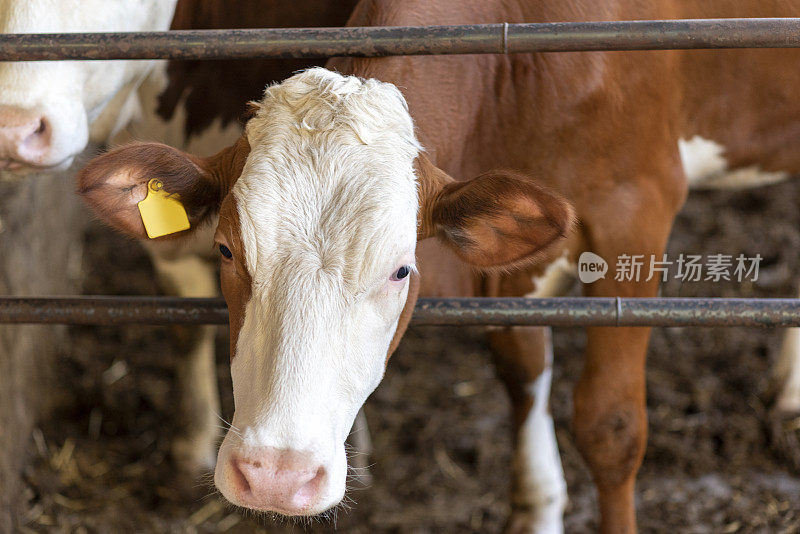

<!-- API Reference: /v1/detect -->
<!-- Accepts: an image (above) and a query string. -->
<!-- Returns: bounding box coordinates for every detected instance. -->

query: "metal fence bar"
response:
[1,297,799,327]
[2,19,800,61]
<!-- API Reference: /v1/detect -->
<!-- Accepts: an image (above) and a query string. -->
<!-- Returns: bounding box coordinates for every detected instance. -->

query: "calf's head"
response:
[0,0,177,174]
[78,68,573,516]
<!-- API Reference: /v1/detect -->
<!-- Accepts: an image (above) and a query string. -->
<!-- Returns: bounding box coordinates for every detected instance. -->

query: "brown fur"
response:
[429,170,574,270]
[415,153,575,270]
[386,271,420,363]
[216,196,252,360]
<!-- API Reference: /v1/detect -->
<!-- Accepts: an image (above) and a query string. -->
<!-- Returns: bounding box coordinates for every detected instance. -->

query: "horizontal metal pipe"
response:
[1,297,799,327]
[1,19,800,61]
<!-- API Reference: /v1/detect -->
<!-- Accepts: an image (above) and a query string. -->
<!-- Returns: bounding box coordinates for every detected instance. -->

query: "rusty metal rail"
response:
[1,297,799,327]
[3,19,800,61]
[2,19,799,330]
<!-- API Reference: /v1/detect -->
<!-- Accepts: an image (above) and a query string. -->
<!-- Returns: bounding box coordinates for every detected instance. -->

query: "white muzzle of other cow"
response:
[215,277,407,515]
[0,63,89,172]
[0,0,177,174]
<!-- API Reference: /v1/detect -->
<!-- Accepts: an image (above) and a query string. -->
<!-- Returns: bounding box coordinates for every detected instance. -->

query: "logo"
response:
[578,252,608,284]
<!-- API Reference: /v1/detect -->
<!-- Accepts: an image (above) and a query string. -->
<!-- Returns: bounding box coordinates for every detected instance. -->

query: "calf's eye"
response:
[219,244,233,259]
[391,265,411,281]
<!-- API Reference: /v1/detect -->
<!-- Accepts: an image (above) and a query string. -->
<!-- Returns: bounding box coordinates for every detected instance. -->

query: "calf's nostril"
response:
[228,458,252,495]
[25,117,49,143]
[292,466,326,508]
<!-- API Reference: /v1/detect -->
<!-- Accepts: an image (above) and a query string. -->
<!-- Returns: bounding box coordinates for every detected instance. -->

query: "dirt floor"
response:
[18,179,800,533]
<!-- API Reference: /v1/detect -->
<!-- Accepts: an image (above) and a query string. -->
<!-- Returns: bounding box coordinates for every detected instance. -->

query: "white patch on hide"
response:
[513,330,567,533]
[679,135,789,190]
[147,238,220,471]
[525,252,577,298]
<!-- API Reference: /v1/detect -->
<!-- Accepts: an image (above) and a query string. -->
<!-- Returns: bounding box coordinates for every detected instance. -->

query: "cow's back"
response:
[333,1,678,196]
[333,0,800,297]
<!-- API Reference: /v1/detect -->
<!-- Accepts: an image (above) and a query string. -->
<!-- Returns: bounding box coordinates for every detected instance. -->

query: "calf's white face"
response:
[77,68,575,517]
[0,0,177,174]
[215,70,421,514]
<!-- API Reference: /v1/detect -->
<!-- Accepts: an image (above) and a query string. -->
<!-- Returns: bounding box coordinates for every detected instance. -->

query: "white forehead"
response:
[232,68,421,291]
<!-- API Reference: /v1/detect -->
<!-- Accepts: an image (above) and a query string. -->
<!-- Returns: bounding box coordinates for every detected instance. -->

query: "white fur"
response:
[214,69,422,514]
[679,136,788,189]
[519,256,572,532]
[0,0,177,169]
[510,330,567,534]
[525,252,576,298]
[119,57,242,473]
[777,327,800,412]
[141,203,223,472]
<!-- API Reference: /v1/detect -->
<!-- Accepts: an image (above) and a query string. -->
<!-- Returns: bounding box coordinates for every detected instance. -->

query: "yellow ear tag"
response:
[137,179,191,239]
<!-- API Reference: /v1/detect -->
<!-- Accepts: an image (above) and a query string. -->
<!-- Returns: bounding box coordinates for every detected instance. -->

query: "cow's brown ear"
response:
[77,137,249,240]
[417,157,574,270]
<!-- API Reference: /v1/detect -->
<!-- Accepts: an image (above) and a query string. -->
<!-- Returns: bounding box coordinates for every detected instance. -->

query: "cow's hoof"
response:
[504,509,564,534]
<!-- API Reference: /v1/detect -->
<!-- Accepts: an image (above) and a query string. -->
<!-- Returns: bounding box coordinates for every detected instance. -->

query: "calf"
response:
[77,1,800,533]
[79,65,577,519]
[79,67,583,531]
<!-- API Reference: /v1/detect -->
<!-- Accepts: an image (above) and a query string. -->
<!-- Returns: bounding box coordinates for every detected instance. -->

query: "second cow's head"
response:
[78,68,574,517]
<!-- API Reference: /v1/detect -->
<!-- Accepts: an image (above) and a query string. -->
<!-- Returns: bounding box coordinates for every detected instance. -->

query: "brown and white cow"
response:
[79,67,575,529]
[0,0,369,522]
[77,1,800,533]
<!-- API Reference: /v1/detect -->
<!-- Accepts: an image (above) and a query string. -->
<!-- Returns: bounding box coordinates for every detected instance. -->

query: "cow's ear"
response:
[77,137,249,240]
[417,155,574,270]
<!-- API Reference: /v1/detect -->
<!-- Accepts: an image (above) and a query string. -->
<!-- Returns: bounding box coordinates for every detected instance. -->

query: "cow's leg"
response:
[574,323,648,534]
[488,326,566,534]
[574,197,679,534]
[149,251,220,474]
[776,303,800,412]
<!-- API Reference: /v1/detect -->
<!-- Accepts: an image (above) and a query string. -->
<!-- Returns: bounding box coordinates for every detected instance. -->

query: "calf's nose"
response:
[0,106,51,168]
[227,448,326,514]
